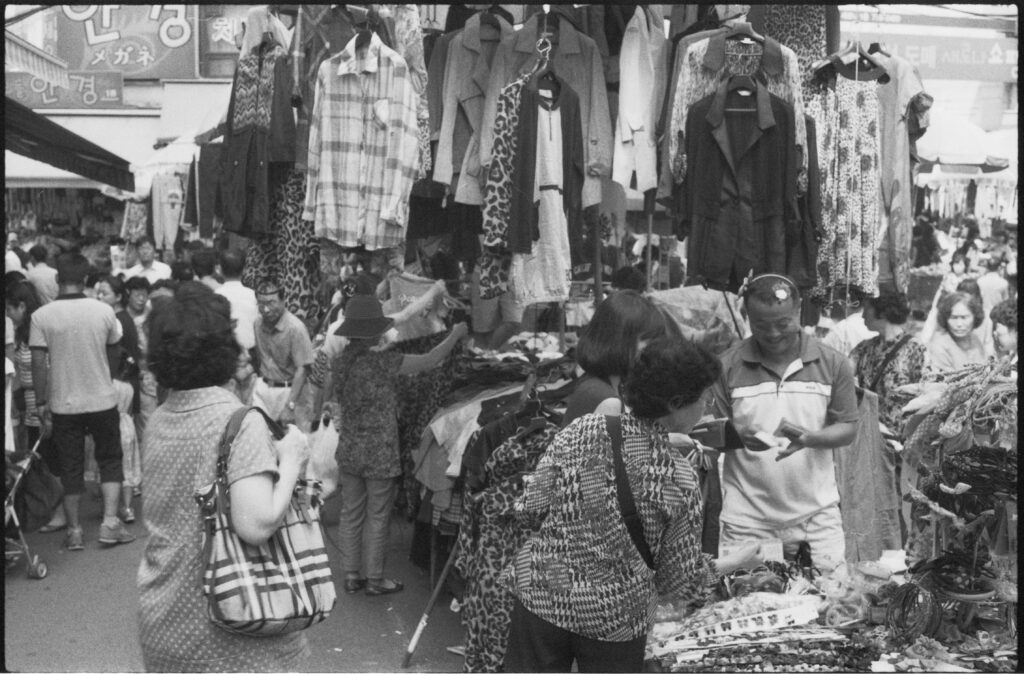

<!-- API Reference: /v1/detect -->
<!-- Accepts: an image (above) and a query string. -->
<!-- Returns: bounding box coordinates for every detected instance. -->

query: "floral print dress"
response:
[850,334,927,440]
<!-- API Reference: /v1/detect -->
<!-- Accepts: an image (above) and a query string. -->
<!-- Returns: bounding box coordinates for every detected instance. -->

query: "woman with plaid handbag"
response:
[136,282,310,672]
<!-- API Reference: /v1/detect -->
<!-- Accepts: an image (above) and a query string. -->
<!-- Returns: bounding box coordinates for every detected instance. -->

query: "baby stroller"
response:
[5,439,53,579]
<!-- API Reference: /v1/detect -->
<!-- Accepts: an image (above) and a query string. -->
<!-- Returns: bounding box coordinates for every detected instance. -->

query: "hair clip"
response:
[736,269,755,298]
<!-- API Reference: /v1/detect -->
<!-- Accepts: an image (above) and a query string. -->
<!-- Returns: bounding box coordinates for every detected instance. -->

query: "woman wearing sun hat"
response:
[329,294,468,595]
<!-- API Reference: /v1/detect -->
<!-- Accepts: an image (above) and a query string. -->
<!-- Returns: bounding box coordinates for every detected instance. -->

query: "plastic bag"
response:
[307,416,340,499]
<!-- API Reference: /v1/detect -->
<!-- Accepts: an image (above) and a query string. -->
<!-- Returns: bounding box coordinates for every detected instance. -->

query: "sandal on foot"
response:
[344,576,367,593]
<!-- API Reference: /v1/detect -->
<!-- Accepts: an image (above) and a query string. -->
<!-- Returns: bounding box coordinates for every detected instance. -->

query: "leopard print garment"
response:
[242,169,324,329]
[760,5,829,106]
[456,424,558,672]
[478,72,532,300]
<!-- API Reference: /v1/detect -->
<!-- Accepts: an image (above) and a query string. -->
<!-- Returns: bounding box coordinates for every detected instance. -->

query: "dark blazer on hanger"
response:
[681,77,800,292]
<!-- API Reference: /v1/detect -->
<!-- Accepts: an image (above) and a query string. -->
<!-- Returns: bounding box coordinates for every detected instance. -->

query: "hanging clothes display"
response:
[478,72,533,300]
[219,7,295,238]
[151,173,186,251]
[183,144,223,240]
[508,77,584,305]
[121,200,149,243]
[612,6,668,195]
[434,11,514,205]
[680,76,800,292]
[480,12,612,209]
[241,170,323,326]
[293,5,357,172]
[874,52,932,293]
[813,69,884,300]
[749,5,833,105]
[302,32,420,251]
[669,33,808,193]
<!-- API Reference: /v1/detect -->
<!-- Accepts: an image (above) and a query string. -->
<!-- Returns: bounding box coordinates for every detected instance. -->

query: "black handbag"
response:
[606,415,655,570]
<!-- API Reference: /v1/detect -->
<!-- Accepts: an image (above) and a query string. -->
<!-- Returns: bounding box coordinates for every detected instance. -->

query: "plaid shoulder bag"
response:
[195,406,337,637]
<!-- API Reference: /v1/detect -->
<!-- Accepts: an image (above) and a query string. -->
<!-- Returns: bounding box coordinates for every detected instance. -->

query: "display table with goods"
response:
[645,357,1017,673]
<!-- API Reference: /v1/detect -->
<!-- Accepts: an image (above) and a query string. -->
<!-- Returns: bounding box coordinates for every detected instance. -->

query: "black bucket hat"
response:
[334,294,394,339]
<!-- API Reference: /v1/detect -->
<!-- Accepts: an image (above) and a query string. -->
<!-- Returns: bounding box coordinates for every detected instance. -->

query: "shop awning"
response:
[4,96,135,191]
[4,29,69,89]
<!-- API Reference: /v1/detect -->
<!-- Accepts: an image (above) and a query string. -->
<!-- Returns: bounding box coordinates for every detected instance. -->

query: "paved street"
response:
[5,490,467,672]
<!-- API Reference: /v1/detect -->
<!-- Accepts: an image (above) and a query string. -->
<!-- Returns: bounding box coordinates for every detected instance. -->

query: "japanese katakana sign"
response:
[56,5,197,80]
[5,70,124,109]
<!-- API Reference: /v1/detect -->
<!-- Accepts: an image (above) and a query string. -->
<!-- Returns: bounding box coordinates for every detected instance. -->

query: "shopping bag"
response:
[196,407,336,637]
[308,415,340,499]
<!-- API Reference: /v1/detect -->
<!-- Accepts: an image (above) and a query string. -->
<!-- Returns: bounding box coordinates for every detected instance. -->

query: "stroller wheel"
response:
[27,556,47,579]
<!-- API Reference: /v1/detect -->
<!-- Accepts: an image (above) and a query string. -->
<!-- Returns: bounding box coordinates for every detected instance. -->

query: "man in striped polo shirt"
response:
[711,274,859,570]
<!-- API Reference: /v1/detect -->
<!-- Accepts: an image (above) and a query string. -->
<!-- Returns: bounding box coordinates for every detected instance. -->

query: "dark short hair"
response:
[611,266,647,292]
[937,291,984,331]
[95,274,128,307]
[5,280,41,345]
[170,260,195,283]
[151,279,179,294]
[147,285,239,390]
[984,256,1003,272]
[576,290,673,380]
[191,249,217,278]
[218,248,245,278]
[134,235,156,249]
[990,299,1016,330]
[867,289,911,325]
[955,278,982,302]
[5,270,26,286]
[743,274,801,308]
[949,250,969,271]
[622,337,722,420]
[28,244,48,264]
[125,275,151,293]
[55,252,91,286]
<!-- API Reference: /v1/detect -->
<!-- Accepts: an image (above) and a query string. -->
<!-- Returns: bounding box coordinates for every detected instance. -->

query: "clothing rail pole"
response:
[593,208,603,306]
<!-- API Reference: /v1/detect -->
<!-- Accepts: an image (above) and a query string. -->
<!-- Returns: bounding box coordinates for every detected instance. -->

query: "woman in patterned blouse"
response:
[503,337,764,672]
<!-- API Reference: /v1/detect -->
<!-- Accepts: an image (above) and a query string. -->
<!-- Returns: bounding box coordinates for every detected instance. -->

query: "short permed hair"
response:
[170,261,194,283]
[990,299,1017,330]
[867,289,911,325]
[622,337,722,420]
[125,275,151,293]
[576,290,674,380]
[147,285,239,390]
[937,291,984,332]
[743,273,801,308]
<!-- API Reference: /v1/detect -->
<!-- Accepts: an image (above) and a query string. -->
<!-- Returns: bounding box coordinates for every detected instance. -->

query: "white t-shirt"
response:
[216,280,258,351]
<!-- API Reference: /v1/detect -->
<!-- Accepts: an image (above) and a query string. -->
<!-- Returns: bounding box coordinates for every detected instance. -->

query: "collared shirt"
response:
[254,309,314,384]
[215,280,258,351]
[29,294,122,415]
[670,34,807,190]
[711,333,859,528]
[301,31,420,250]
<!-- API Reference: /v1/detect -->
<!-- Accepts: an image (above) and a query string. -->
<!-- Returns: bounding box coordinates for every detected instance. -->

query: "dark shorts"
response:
[51,408,123,495]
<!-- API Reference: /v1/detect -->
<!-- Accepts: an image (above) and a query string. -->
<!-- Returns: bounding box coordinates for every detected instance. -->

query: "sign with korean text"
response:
[56,5,197,80]
[5,70,124,109]
[200,5,249,56]
[841,30,1018,82]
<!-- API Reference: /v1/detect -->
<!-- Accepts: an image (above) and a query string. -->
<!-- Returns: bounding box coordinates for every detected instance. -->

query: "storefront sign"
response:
[5,70,124,109]
[56,5,197,80]
[841,31,1018,82]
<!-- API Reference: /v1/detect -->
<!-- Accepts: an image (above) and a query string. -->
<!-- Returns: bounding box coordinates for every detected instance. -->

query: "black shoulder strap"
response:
[215,407,284,480]
[869,334,914,393]
[606,415,655,570]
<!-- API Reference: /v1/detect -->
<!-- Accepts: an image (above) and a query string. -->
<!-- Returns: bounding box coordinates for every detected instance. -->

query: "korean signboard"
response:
[5,70,124,109]
[55,5,197,80]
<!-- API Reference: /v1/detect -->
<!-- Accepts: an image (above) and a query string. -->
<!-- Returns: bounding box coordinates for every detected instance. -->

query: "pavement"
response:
[5,488,467,673]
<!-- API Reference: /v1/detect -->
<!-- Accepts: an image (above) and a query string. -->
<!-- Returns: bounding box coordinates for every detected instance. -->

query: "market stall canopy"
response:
[916,112,1010,167]
[4,96,135,191]
[127,130,200,199]
[4,29,68,89]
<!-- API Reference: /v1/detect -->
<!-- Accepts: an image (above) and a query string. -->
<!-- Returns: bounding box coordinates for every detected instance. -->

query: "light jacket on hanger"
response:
[613,6,668,194]
[480,13,612,209]
[433,11,513,205]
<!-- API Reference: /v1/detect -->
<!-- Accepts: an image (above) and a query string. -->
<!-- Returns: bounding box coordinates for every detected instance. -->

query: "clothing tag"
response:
[737,90,753,97]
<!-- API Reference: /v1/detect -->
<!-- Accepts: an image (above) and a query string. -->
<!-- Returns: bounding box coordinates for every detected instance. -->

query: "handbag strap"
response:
[215,406,284,484]
[606,415,655,570]
[868,334,914,393]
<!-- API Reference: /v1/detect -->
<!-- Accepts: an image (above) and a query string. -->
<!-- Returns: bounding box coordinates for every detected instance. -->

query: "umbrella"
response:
[916,112,1009,167]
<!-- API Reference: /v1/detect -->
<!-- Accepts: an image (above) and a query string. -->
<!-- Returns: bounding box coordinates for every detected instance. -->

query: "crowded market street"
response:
[4,4,1019,673]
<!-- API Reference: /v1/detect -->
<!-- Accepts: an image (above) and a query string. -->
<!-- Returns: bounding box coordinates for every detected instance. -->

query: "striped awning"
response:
[4,30,69,89]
